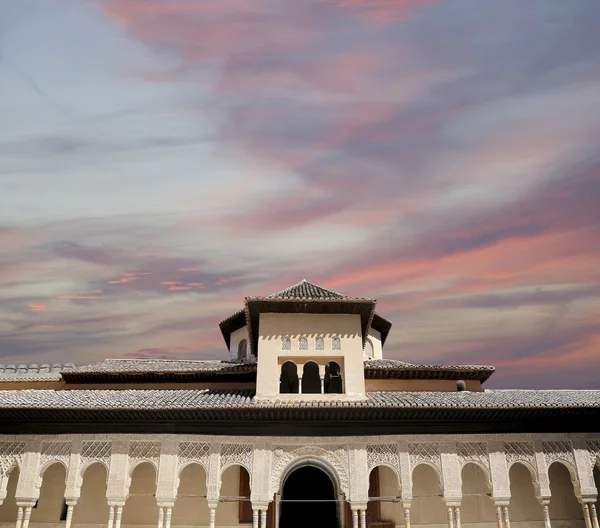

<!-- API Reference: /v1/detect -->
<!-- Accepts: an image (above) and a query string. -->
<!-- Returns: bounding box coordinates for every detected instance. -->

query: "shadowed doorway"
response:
[280,466,338,528]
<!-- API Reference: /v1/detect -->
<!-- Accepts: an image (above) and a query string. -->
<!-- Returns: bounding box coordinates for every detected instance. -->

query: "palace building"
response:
[1,280,600,528]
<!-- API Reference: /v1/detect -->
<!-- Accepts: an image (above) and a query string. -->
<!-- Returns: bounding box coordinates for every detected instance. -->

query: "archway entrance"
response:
[280,466,338,528]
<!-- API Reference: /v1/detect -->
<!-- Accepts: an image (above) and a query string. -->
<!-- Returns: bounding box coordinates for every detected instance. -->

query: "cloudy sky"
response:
[1,0,599,389]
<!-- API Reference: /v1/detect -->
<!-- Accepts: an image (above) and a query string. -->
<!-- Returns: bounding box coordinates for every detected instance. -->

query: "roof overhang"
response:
[244,297,376,355]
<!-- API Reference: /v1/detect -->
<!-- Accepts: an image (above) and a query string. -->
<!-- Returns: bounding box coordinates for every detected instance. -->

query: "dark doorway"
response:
[280,466,338,528]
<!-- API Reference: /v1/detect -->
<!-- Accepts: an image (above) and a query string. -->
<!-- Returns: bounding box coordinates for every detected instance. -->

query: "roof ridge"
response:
[267,279,348,299]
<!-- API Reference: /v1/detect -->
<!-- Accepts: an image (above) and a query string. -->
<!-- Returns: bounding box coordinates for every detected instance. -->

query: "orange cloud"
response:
[29,303,46,311]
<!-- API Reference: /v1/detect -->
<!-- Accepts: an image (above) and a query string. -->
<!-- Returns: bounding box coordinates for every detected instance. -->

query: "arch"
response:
[178,460,209,480]
[128,459,158,477]
[237,339,248,360]
[548,459,579,484]
[368,465,401,527]
[278,456,343,499]
[280,361,299,394]
[301,361,321,394]
[32,462,67,524]
[173,463,209,527]
[73,462,108,526]
[0,467,19,524]
[460,462,495,524]
[39,459,68,480]
[459,460,492,490]
[548,461,583,522]
[508,462,543,523]
[80,459,109,478]
[218,464,252,526]
[324,361,343,394]
[280,465,337,528]
[411,463,446,526]
[364,339,373,358]
[123,461,158,526]
[368,463,400,486]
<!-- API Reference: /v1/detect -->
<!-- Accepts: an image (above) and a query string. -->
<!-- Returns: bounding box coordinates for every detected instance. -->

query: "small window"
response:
[332,336,341,351]
[237,339,248,360]
[364,339,373,358]
[282,335,291,351]
[315,336,324,350]
[299,336,308,350]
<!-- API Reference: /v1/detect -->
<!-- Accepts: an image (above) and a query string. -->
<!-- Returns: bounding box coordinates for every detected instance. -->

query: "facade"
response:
[1,280,600,528]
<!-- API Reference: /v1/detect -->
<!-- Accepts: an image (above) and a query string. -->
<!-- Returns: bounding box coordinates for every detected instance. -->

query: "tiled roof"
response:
[0,388,599,410]
[364,359,495,382]
[0,363,74,382]
[267,280,349,300]
[64,359,254,375]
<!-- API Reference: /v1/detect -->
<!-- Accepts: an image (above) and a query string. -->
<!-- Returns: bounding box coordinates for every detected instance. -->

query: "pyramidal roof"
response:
[267,279,348,300]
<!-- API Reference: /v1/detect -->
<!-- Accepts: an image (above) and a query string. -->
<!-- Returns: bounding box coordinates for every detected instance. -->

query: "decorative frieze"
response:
[81,441,111,469]
[129,441,161,468]
[409,442,440,469]
[366,444,400,474]
[457,442,489,469]
[0,442,25,475]
[220,443,253,473]
[40,441,71,470]
[542,441,575,466]
[504,441,536,467]
[179,442,210,471]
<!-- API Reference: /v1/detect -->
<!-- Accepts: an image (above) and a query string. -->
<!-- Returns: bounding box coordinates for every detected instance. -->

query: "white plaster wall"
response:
[365,329,383,360]
[255,313,366,400]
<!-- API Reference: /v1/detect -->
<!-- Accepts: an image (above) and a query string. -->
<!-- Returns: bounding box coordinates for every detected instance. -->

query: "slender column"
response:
[21,506,32,528]
[591,504,600,528]
[404,505,411,528]
[15,506,23,528]
[115,506,123,528]
[107,505,115,528]
[157,507,165,528]
[260,508,267,528]
[502,505,511,528]
[209,507,216,528]
[65,501,77,528]
[541,503,551,528]
[583,503,593,528]
[447,507,455,528]
[253,509,259,528]
[298,378,302,394]
[320,377,325,393]
[359,509,366,528]
[352,509,359,528]
[164,507,172,528]
[495,506,503,528]
[454,507,461,528]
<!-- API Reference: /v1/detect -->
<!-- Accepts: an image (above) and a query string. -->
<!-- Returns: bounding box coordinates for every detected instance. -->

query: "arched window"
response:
[315,336,324,351]
[324,361,343,394]
[364,339,373,358]
[301,361,321,394]
[282,336,291,351]
[280,361,299,394]
[299,336,308,350]
[332,336,341,351]
[237,339,248,360]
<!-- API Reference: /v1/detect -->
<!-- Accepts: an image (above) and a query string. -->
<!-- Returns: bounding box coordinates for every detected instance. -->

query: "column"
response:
[65,501,77,528]
[541,502,551,528]
[298,378,302,394]
[454,506,461,528]
[15,506,23,528]
[107,505,115,528]
[502,505,511,528]
[115,506,123,528]
[590,503,599,528]
[403,503,411,528]
[260,508,267,528]
[495,505,503,528]
[253,509,259,528]
[447,506,455,528]
[359,509,366,528]
[21,505,33,528]
[583,503,593,528]
[352,509,359,528]
[209,504,217,528]
[157,507,164,528]
[164,507,173,528]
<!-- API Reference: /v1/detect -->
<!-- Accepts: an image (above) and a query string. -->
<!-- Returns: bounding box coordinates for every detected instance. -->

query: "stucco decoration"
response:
[270,445,349,497]
[587,440,600,467]
[80,441,111,474]
[409,443,441,471]
[542,441,575,468]
[40,441,71,474]
[220,443,253,474]
[178,442,210,473]
[129,441,161,470]
[0,442,25,476]
[504,442,537,474]
[367,444,401,477]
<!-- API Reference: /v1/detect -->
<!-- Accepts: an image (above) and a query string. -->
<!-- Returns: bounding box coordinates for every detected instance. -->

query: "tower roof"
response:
[267,280,348,300]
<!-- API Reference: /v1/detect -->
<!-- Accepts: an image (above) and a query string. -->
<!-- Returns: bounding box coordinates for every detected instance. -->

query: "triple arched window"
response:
[278,360,343,394]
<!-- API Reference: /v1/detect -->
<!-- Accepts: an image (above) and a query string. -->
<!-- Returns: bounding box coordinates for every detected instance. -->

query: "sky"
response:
[0,0,599,389]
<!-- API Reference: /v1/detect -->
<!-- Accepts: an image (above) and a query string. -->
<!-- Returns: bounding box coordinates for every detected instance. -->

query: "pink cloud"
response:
[321,0,435,22]
[29,303,46,311]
